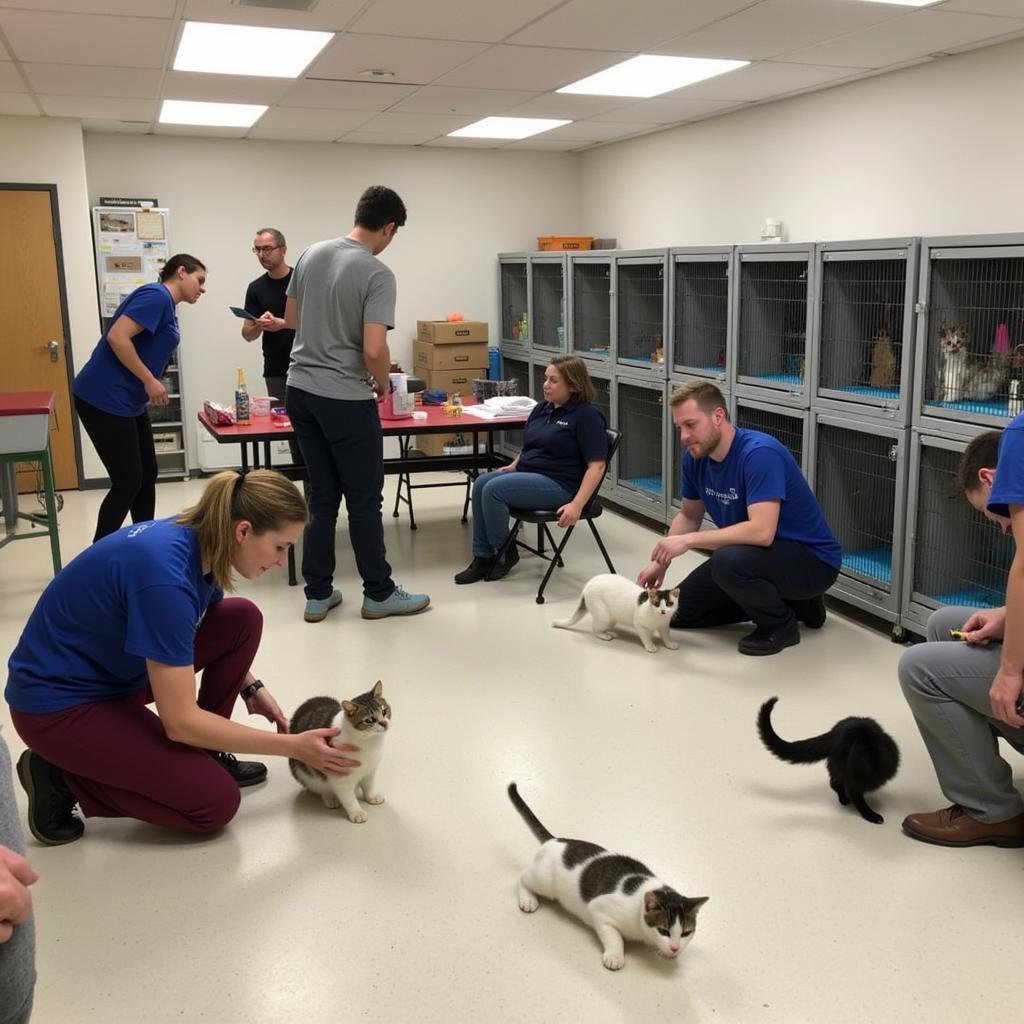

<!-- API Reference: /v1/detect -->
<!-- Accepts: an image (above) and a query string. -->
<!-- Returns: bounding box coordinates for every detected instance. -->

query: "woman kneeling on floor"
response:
[5,470,358,845]
[455,355,607,585]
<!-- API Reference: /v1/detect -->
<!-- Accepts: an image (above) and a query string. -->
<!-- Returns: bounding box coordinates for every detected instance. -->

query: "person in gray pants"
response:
[1,728,37,1023]
[899,427,1024,847]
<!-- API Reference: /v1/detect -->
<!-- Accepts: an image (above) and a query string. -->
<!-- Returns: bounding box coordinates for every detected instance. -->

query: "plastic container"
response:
[251,396,274,417]
[488,346,501,380]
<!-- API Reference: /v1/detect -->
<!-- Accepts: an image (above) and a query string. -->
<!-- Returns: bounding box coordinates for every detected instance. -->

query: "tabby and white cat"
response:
[553,573,679,653]
[934,322,1006,402]
[509,784,709,971]
[289,681,390,823]
[869,329,896,389]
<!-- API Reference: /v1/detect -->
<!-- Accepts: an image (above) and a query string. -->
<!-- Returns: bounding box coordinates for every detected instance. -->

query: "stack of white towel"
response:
[462,396,537,419]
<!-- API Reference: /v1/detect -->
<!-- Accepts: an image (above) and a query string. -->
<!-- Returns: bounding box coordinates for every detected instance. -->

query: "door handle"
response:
[43,339,59,362]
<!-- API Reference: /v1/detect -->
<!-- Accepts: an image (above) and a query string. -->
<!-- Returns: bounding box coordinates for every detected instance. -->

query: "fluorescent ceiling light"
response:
[559,55,749,98]
[173,21,333,78]
[160,99,268,128]
[448,117,571,140]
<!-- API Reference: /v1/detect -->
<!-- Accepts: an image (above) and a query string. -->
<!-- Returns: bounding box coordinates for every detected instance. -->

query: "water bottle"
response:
[488,346,501,380]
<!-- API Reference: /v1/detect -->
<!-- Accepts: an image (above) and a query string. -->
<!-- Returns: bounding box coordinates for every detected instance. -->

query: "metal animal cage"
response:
[901,432,1014,636]
[570,257,613,363]
[814,241,917,420]
[616,253,667,378]
[499,257,529,349]
[733,399,806,471]
[917,237,1024,431]
[670,249,731,383]
[497,349,531,455]
[810,413,908,626]
[734,247,813,405]
[531,257,566,352]
[612,377,665,518]
[531,359,547,403]
[591,372,614,496]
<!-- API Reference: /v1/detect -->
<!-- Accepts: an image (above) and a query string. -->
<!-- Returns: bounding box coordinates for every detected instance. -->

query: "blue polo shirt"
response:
[5,519,221,715]
[73,282,179,417]
[681,427,842,568]
[517,399,607,494]
[989,411,1024,518]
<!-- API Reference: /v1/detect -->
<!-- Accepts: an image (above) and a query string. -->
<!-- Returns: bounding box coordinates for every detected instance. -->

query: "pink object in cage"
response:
[994,322,1011,356]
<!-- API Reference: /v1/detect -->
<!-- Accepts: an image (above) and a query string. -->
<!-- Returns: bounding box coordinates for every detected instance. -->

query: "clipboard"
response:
[230,306,256,320]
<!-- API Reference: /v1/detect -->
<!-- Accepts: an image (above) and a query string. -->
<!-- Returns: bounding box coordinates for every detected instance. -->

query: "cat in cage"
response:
[933,322,1007,403]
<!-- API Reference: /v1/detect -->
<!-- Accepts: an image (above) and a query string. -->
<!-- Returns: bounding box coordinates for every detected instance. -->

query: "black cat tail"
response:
[756,697,834,765]
[507,783,554,843]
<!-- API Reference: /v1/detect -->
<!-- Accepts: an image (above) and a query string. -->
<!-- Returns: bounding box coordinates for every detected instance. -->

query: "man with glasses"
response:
[241,228,300,463]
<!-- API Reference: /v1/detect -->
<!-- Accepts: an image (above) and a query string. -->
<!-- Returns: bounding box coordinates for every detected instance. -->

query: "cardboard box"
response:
[414,339,488,372]
[537,235,593,251]
[412,432,481,458]
[153,429,182,452]
[421,366,487,395]
[416,320,489,345]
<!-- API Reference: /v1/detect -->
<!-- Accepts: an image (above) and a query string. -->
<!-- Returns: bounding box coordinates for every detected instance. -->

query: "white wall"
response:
[579,35,1024,248]
[0,116,104,477]
[82,134,581,470]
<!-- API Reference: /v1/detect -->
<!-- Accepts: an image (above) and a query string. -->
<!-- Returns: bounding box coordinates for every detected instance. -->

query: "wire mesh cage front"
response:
[737,259,809,384]
[911,442,1013,608]
[819,257,907,402]
[673,259,729,375]
[924,254,1024,419]
[734,403,804,470]
[531,261,565,350]
[815,423,898,589]
[531,360,547,402]
[592,375,611,425]
[501,353,530,397]
[616,381,663,498]
[572,261,612,358]
[617,262,665,366]
[500,262,529,342]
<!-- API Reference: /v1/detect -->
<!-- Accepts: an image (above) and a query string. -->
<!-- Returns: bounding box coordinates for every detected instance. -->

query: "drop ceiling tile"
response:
[246,127,344,142]
[438,44,628,92]
[340,132,436,146]
[0,94,37,115]
[354,111,477,135]
[656,0,899,61]
[0,10,173,68]
[501,137,595,151]
[154,122,249,138]
[543,120,662,140]
[505,92,640,119]
[659,60,867,102]
[162,71,294,105]
[941,1,1024,15]
[309,33,489,84]
[253,105,373,133]
[421,136,504,148]
[81,118,152,133]
[23,64,160,99]
[507,0,754,52]
[39,95,158,120]
[182,0,376,32]
[390,86,539,115]
[597,97,741,124]
[2,1,175,14]
[781,9,1024,68]
[0,64,26,92]
[349,0,566,43]
[279,79,417,110]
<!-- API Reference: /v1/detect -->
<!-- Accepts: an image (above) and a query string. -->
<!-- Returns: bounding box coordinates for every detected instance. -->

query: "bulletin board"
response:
[91,202,171,319]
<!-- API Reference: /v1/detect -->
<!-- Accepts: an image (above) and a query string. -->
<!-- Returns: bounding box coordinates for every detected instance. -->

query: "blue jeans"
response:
[471,470,573,556]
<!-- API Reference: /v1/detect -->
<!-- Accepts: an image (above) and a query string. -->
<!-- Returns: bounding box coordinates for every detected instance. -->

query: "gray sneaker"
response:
[361,585,430,619]
[304,588,343,623]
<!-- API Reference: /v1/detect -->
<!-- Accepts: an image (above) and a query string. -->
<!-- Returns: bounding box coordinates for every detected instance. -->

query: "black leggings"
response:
[74,395,157,542]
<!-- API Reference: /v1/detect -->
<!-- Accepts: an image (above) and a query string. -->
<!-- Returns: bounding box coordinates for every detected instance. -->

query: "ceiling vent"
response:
[233,0,321,12]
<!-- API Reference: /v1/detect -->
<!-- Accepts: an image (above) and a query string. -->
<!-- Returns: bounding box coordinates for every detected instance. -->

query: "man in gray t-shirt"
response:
[284,186,430,623]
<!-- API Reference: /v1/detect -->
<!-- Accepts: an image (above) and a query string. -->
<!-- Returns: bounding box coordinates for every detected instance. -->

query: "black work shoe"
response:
[454,555,496,585]
[486,542,520,582]
[737,618,801,656]
[16,750,84,846]
[789,595,827,629]
[210,752,268,788]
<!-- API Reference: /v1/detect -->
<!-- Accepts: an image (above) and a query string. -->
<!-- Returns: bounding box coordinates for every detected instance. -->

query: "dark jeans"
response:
[74,395,157,542]
[286,386,394,602]
[264,375,302,465]
[672,541,840,632]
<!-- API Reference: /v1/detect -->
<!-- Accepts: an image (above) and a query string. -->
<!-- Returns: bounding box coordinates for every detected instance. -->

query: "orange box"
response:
[537,236,593,251]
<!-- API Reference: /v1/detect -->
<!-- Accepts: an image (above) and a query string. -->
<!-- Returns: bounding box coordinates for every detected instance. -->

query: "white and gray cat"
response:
[553,573,679,653]
[934,322,1006,402]
[509,783,708,971]
[289,681,390,823]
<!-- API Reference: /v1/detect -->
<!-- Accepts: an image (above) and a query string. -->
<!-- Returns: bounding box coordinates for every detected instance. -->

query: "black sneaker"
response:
[454,555,496,585]
[737,618,801,656]
[789,595,827,629]
[16,750,84,846]
[486,543,520,582]
[210,752,268,788]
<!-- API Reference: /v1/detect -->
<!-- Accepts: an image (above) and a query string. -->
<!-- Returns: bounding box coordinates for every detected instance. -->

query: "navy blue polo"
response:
[517,398,608,494]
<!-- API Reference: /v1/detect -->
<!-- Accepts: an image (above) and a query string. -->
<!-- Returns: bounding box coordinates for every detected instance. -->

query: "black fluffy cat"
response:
[756,696,900,824]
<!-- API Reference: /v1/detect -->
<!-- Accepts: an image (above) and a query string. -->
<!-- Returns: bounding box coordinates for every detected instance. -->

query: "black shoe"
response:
[486,542,520,582]
[789,595,826,629]
[210,752,268,788]
[16,750,84,846]
[454,555,496,585]
[737,618,801,656]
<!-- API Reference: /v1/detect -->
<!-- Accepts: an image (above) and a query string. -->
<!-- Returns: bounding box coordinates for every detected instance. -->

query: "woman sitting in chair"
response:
[454,355,607,585]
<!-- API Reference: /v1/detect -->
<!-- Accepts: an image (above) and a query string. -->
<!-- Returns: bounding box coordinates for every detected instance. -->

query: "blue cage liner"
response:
[842,546,893,585]
[624,354,656,363]
[836,384,901,400]
[926,397,1009,417]
[623,475,662,496]
[752,373,803,385]
[930,587,1003,608]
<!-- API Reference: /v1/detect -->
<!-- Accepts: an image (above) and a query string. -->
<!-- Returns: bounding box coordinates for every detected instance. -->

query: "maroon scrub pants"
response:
[11,597,262,835]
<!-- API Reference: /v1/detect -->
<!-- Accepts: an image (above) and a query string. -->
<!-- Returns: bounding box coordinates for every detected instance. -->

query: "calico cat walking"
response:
[289,681,390,823]
[553,573,680,653]
[508,783,708,970]
[756,696,899,825]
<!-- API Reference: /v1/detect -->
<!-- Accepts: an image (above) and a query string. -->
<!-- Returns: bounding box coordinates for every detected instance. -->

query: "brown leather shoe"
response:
[902,804,1024,848]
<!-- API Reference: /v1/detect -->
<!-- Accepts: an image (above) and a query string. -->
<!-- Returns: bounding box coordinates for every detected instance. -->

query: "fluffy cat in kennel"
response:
[933,322,1007,403]
[289,681,390,822]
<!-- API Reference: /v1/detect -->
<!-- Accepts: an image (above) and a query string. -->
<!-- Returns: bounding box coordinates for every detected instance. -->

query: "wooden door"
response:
[0,187,79,491]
